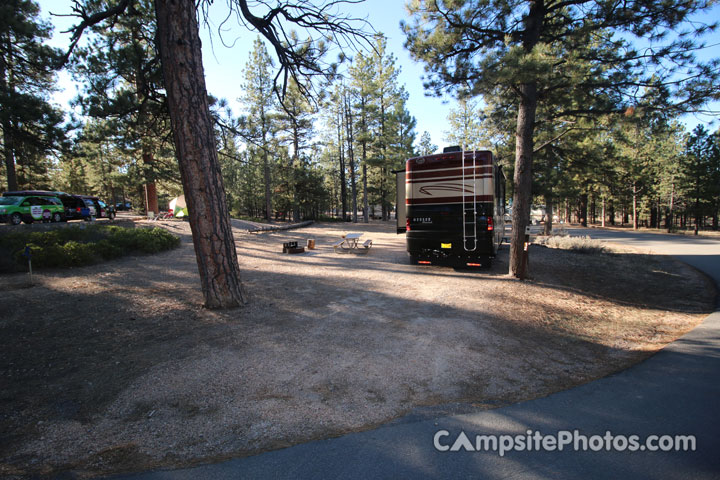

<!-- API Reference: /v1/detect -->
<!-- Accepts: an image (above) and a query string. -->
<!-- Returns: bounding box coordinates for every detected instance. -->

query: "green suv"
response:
[0,195,65,225]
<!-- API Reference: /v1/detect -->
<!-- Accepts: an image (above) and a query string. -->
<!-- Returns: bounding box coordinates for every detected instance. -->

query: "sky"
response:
[38,0,720,149]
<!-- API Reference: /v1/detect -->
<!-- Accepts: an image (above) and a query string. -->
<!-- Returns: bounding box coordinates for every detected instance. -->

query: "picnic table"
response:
[333,233,373,253]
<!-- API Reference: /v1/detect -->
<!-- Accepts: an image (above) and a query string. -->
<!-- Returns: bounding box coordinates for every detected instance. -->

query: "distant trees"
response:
[417,131,437,156]
[0,0,65,191]
[682,125,720,234]
[314,34,417,222]
[444,97,483,150]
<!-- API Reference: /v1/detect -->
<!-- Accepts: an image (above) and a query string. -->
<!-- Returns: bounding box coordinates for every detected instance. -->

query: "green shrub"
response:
[95,239,125,259]
[60,241,96,266]
[0,225,179,272]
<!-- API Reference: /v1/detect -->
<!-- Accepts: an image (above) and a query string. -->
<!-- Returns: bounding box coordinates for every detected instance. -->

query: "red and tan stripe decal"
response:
[407,166,492,180]
[407,173,492,184]
[407,195,493,205]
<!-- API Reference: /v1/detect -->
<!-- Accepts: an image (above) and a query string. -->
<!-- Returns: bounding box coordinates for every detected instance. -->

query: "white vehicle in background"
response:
[530,205,546,225]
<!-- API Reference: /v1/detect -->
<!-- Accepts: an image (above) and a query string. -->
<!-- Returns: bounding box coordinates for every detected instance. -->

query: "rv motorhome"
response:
[395,147,506,267]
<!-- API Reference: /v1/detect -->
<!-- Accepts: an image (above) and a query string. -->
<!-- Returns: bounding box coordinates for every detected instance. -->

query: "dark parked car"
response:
[80,195,116,220]
[3,190,91,221]
[115,201,132,211]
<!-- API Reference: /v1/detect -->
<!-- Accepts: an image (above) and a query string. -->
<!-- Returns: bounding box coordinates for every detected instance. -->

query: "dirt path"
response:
[0,220,714,478]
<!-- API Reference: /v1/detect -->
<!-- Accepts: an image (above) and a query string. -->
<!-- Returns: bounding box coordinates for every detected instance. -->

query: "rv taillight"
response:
[418,260,431,265]
[487,216,494,231]
[406,217,410,232]
[466,262,482,267]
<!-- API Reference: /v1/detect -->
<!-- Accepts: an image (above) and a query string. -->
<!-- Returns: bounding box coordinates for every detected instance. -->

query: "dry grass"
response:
[534,232,608,254]
[0,220,714,479]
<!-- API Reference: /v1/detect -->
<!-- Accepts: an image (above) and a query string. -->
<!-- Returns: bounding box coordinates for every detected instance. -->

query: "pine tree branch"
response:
[56,0,132,66]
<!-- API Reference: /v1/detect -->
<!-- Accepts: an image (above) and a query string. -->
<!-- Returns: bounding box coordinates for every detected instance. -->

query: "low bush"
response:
[534,234,608,254]
[0,225,180,272]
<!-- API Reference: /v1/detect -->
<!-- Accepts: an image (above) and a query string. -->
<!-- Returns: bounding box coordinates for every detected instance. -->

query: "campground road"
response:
[565,226,720,296]
[109,227,720,480]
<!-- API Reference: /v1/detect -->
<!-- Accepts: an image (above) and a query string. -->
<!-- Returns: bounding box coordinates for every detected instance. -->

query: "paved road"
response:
[110,228,720,480]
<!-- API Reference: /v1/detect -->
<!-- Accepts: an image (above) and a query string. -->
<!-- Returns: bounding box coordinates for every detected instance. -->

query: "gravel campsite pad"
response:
[0,220,715,478]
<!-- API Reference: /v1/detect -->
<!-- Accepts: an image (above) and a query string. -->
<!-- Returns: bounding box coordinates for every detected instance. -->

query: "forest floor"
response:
[0,219,715,479]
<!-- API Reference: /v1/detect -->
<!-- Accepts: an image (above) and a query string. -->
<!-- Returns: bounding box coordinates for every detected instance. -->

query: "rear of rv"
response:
[398,150,505,266]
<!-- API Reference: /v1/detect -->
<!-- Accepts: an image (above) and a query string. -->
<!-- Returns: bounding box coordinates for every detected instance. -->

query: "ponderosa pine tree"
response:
[444,96,483,150]
[241,38,277,222]
[1,0,65,191]
[348,49,377,223]
[277,77,316,221]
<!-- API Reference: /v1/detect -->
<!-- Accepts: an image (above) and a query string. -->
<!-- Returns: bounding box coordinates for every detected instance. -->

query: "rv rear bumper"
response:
[406,231,495,260]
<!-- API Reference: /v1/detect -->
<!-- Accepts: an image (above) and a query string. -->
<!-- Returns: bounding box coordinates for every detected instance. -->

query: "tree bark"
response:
[155,0,246,309]
[509,81,537,278]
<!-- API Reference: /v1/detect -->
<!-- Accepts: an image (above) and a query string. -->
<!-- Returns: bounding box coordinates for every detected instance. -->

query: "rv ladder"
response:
[462,149,478,252]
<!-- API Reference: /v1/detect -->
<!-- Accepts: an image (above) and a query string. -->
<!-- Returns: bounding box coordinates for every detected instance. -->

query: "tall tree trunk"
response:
[509,81,537,278]
[337,108,347,221]
[133,22,159,216]
[360,98,369,223]
[579,193,588,227]
[632,182,639,230]
[263,147,271,222]
[565,198,571,223]
[2,120,18,191]
[667,180,675,232]
[142,152,159,214]
[155,0,246,309]
[345,94,358,223]
[601,196,606,227]
[362,161,369,223]
[380,101,387,221]
[543,195,553,235]
[694,178,700,235]
[291,121,300,222]
[380,167,387,221]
